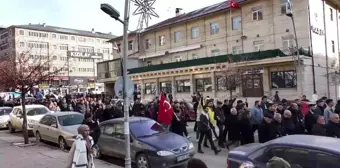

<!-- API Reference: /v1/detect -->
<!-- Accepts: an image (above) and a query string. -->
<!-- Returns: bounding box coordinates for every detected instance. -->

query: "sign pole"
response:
[122,0,132,167]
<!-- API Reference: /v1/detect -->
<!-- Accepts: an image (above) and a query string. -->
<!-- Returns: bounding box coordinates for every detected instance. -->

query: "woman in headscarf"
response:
[226,107,240,149]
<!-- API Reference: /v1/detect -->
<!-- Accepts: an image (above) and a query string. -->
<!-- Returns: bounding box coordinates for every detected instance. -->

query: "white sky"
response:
[0,0,225,36]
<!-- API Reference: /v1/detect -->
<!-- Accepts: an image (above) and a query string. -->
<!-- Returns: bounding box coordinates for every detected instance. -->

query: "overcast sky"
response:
[0,0,225,36]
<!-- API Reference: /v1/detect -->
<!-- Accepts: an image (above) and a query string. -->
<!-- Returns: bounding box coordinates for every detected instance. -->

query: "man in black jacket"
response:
[258,113,276,143]
[214,101,225,148]
[326,113,340,138]
[311,116,327,136]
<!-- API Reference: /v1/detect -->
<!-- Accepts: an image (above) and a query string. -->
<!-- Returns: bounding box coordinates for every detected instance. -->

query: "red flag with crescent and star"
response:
[230,0,240,8]
[157,93,173,126]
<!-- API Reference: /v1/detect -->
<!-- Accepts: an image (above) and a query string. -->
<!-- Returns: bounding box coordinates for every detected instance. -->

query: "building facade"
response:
[0,24,116,93]
[99,0,340,102]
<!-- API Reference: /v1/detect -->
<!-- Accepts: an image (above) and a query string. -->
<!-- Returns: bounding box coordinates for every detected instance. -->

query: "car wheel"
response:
[35,131,43,143]
[136,153,150,168]
[58,137,67,151]
[92,144,102,159]
[8,122,15,133]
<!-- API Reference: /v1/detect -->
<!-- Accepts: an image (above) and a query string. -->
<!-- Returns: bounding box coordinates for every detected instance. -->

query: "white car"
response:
[8,104,51,133]
[0,107,12,128]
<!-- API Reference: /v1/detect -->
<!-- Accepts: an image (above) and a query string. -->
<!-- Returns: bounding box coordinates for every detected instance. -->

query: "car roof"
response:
[267,135,340,152]
[100,117,151,125]
[45,111,82,117]
[13,104,46,109]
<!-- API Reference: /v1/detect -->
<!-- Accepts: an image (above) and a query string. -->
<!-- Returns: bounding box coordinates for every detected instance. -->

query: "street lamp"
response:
[101,2,132,168]
[286,0,303,95]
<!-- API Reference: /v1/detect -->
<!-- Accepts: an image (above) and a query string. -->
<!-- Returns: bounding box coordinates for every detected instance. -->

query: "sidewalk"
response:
[0,132,122,168]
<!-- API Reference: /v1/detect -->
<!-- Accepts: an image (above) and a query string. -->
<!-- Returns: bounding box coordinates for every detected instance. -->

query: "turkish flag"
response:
[230,0,240,8]
[157,93,173,126]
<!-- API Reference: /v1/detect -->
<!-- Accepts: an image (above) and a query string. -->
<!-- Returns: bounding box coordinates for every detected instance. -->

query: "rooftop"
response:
[8,24,116,39]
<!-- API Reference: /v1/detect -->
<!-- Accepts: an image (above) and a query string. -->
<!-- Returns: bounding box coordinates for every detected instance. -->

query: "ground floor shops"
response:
[101,49,335,102]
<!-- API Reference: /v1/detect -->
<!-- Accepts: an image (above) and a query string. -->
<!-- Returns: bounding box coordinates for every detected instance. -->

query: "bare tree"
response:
[0,49,64,144]
[216,54,250,99]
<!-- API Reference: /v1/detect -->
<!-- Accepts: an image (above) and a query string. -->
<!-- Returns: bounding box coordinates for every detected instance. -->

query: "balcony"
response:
[128,49,291,74]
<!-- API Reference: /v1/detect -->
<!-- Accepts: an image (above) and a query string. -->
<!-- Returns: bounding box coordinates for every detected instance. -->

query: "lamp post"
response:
[101,3,131,168]
[286,0,303,95]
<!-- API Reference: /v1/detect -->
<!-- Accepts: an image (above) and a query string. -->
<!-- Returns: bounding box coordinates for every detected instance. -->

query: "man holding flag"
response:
[158,92,174,130]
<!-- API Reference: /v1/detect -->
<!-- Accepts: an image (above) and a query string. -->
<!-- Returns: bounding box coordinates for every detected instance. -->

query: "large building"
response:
[98,0,340,102]
[0,23,116,93]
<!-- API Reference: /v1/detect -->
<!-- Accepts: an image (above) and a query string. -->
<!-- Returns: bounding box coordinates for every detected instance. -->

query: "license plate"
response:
[177,154,189,162]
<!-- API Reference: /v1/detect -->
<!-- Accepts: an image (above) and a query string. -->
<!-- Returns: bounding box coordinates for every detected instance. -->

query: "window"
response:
[280,0,291,15]
[265,148,312,168]
[191,27,199,39]
[196,78,212,92]
[130,120,165,138]
[331,40,335,53]
[28,31,48,38]
[211,49,220,56]
[78,46,94,53]
[114,123,124,139]
[160,81,172,93]
[147,61,152,66]
[330,8,333,21]
[128,40,133,50]
[117,44,121,53]
[282,38,294,50]
[19,30,24,35]
[232,16,242,30]
[103,48,109,54]
[159,35,165,46]
[176,80,191,93]
[232,46,243,55]
[145,39,150,49]
[174,31,181,42]
[59,35,68,40]
[78,37,86,42]
[53,45,57,49]
[253,40,264,51]
[28,42,48,49]
[20,42,25,47]
[210,22,219,35]
[52,34,56,38]
[216,76,236,91]
[59,44,68,50]
[252,6,263,21]
[144,82,156,95]
[192,53,199,59]
[271,71,297,88]
[71,36,75,40]
[316,152,340,168]
[71,46,75,51]
[103,124,115,135]
[175,56,182,62]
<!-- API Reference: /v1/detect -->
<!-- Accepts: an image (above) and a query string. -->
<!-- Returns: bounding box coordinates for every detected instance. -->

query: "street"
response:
[0,122,230,168]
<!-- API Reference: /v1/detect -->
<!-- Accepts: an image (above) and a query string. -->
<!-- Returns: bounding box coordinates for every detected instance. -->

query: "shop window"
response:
[196,78,212,92]
[216,76,236,91]
[159,81,172,94]
[176,80,190,93]
[271,70,297,88]
[144,82,156,95]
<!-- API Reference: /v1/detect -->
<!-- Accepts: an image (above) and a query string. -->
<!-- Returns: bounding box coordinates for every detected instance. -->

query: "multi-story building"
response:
[99,0,340,102]
[0,23,116,93]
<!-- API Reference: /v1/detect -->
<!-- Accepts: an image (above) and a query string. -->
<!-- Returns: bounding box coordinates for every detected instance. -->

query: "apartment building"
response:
[0,23,116,93]
[99,0,340,101]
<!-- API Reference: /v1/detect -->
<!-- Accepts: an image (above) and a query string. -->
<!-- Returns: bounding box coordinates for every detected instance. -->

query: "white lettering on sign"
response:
[69,51,91,57]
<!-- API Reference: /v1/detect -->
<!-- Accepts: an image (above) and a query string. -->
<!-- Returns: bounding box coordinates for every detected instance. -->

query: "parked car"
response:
[227,135,340,168]
[8,104,51,133]
[0,107,12,128]
[33,112,84,150]
[94,117,195,168]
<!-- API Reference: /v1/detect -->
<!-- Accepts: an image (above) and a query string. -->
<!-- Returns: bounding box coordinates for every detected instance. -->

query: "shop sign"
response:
[311,25,324,36]
[67,51,103,59]
[74,78,84,84]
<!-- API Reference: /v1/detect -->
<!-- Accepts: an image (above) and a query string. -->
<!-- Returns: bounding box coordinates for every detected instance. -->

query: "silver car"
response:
[33,112,84,150]
[0,107,12,128]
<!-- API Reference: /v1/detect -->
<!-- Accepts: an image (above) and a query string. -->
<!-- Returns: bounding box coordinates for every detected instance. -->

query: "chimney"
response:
[42,23,46,27]
[91,28,95,33]
[175,8,183,16]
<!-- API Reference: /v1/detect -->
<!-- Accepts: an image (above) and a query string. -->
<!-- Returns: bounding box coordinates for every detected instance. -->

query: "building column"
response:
[190,74,194,95]
[171,76,176,99]
[211,71,216,99]
[155,78,159,96]
[262,68,270,96]
[140,80,145,100]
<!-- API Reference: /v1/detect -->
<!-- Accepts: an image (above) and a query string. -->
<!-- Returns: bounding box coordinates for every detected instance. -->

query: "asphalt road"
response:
[0,122,234,168]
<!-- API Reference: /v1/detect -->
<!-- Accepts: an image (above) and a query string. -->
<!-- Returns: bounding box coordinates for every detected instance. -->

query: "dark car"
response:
[94,117,195,168]
[227,135,340,168]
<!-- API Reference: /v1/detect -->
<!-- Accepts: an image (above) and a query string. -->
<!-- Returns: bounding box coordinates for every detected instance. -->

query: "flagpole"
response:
[230,2,232,55]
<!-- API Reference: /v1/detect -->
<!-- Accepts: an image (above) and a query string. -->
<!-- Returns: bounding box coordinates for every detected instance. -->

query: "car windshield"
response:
[130,120,166,138]
[58,114,84,126]
[26,107,49,116]
[0,108,12,116]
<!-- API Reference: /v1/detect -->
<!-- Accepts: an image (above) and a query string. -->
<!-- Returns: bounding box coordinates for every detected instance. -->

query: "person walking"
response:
[66,125,95,168]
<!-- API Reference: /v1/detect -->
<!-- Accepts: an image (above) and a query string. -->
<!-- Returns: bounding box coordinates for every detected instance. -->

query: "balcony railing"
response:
[128,49,289,74]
